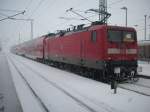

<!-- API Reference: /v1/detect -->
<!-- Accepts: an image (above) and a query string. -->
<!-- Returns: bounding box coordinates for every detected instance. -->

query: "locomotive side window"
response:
[91,31,97,42]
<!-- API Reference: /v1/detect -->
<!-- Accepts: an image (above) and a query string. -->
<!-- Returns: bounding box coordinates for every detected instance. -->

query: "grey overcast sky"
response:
[0,0,150,48]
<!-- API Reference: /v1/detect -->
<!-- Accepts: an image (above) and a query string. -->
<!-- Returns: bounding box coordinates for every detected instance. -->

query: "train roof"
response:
[44,24,136,38]
[89,24,135,31]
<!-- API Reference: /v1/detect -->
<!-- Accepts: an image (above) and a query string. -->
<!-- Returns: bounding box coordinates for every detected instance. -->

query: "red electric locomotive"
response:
[12,23,138,81]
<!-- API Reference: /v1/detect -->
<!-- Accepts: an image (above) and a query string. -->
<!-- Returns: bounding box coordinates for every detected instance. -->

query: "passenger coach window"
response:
[91,31,97,42]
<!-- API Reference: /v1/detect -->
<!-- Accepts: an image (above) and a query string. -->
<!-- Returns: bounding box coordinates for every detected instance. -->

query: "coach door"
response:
[80,37,86,65]
[43,37,48,60]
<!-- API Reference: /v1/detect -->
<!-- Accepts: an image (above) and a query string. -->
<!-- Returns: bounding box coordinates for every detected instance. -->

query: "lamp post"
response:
[99,0,101,21]
[134,25,138,31]
[149,24,150,40]
[121,6,127,27]
[134,24,138,33]
[144,15,147,40]
[19,32,21,44]
[134,25,138,27]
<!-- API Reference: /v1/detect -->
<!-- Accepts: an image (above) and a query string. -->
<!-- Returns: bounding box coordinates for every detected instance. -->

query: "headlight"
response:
[126,49,137,54]
[114,67,120,74]
[107,48,120,54]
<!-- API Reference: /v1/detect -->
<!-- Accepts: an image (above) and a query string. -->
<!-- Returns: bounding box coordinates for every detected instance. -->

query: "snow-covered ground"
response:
[138,61,150,76]
[118,61,150,97]
[0,52,22,112]
[5,53,150,112]
[6,55,46,112]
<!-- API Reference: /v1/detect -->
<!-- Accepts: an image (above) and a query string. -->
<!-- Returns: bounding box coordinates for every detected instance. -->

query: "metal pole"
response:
[19,32,21,44]
[149,25,150,40]
[99,0,100,21]
[9,18,34,40]
[144,15,147,40]
[30,20,33,39]
[106,0,107,24]
[121,7,127,27]
[126,8,127,27]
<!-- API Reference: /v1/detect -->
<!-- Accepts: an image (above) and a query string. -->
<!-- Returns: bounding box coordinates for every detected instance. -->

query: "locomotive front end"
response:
[106,26,139,81]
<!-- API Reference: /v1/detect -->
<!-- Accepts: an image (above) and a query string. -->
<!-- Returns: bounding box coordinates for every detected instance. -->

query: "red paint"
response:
[12,24,138,64]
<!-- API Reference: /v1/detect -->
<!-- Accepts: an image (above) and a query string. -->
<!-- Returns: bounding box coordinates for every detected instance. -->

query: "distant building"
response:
[138,40,150,61]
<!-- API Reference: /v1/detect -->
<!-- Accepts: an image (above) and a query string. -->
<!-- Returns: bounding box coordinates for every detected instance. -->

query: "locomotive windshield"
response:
[123,31,135,42]
[108,30,135,42]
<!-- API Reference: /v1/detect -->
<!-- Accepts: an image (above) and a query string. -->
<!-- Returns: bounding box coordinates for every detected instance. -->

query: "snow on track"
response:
[7,56,46,112]
[118,82,150,97]
[8,55,101,112]
[9,54,122,112]
[9,58,50,112]
[7,53,150,112]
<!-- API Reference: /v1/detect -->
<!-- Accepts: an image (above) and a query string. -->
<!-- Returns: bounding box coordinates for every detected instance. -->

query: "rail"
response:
[8,57,50,112]
[10,54,120,112]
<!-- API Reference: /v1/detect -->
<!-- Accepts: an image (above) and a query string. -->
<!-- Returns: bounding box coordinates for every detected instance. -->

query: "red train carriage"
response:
[12,24,138,81]
[12,36,45,60]
[43,24,138,81]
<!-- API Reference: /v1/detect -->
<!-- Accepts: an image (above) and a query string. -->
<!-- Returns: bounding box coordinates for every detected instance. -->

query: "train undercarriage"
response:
[105,60,139,82]
[36,57,139,83]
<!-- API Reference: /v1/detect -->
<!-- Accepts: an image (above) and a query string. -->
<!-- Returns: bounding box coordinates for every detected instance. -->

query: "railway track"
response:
[50,63,150,98]
[0,93,4,112]
[8,57,50,112]
[11,54,150,99]
[133,83,150,89]
[137,74,150,79]
[9,54,150,112]
[9,54,120,112]
[8,56,99,112]
[118,80,150,97]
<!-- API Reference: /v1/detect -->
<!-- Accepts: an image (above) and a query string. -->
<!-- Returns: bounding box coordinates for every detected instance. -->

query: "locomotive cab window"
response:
[108,30,122,42]
[91,31,97,42]
[108,30,136,42]
[123,32,135,42]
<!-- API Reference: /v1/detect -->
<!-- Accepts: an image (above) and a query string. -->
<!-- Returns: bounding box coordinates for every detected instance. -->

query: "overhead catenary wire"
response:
[13,0,34,41]
[59,13,97,21]
[49,1,98,33]
[28,0,46,18]
[0,12,9,17]
[108,0,124,7]
[72,0,91,9]
[66,8,92,22]
[24,0,33,11]
[14,0,57,41]
[0,11,25,22]
[0,8,23,12]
